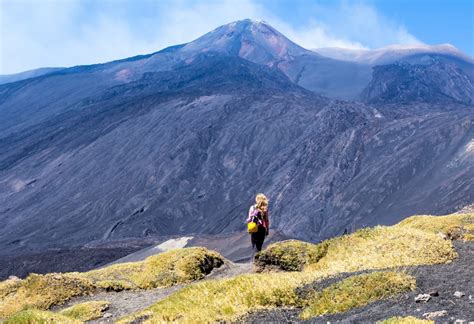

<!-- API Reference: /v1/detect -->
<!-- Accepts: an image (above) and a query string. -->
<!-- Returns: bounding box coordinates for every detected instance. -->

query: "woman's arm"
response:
[264,211,270,235]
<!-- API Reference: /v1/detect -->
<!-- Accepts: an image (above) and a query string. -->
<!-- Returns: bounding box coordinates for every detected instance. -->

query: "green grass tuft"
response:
[300,271,416,319]
[59,300,110,321]
[3,309,81,324]
[118,271,315,323]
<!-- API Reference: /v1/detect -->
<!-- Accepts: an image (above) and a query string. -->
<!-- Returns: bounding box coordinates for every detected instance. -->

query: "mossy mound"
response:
[378,316,434,323]
[397,213,474,241]
[0,273,94,318]
[300,271,416,319]
[84,247,224,290]
[59,300,110,321]
[3,309,81,324]
[254,240,329,272]
[306,226,456,274]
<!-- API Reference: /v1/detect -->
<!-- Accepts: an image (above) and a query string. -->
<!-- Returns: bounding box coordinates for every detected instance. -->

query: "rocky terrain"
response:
[0,19,473,267]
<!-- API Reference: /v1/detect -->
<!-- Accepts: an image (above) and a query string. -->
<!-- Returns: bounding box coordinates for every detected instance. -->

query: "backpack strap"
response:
[248,205,264,226]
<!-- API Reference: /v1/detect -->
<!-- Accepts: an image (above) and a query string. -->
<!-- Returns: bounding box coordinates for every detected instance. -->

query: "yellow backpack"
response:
[247,221,258,233]
[247,206,261,233]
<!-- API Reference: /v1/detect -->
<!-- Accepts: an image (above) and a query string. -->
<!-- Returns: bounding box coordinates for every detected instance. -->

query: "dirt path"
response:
[242,241,474,323]
[53,261,253,323]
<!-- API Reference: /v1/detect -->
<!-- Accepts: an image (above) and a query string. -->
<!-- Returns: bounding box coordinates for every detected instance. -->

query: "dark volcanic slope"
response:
[0,50,473,255]
[0,20,473,256]
[362,59,474,105]
[0,67,65,85]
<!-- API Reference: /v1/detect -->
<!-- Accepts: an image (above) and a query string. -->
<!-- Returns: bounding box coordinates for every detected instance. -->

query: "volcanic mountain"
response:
[0,19,473,258]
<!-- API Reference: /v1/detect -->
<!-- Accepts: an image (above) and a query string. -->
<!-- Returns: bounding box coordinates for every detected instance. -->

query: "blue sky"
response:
[0,0,473,74]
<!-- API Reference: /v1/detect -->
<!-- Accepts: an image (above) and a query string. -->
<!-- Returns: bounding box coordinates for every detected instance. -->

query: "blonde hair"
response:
[255,193,268,212]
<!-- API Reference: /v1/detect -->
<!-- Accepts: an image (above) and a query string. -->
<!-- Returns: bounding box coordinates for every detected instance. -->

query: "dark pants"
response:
[251,226,266,252]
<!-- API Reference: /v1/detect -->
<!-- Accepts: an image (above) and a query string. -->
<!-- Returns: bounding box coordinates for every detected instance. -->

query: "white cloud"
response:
[0,0,423,74]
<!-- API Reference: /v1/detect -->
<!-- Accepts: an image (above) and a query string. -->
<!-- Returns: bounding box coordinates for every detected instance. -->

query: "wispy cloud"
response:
[0,0,423,74]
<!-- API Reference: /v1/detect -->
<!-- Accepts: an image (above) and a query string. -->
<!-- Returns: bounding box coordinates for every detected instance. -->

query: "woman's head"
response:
[255,193,268,211]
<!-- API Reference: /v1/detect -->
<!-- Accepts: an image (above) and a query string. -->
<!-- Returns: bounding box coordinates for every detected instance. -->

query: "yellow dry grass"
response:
[59,300,110,321]
[306,226,456,274]
[84,247,224,290]
[254,239,330,271]
[396,213,474,241]
[118,271,321,323]
[0,247,224,320]
[0,273,94,319]
[300,271,416,319]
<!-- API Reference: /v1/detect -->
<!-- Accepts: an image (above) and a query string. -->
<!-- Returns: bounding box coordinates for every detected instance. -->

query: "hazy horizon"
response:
[1,0,473,74]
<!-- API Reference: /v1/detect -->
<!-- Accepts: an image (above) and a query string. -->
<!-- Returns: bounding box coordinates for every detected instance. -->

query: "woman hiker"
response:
[246,193,270,254]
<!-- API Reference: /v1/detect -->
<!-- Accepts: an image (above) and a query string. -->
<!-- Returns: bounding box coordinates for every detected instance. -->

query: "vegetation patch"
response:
[118,271,320,323]
[254,240,329,272]
[306,226,456,274]
[59,300,110,321]
[378,316,434,323]
[0,273,94,319]
[3,309,81,324]
[397,213,474,241]
[0,247,224,319]
[120,214,461,322]
[1,214,464,322]
[300,271,416,319]
[84,247,224,290]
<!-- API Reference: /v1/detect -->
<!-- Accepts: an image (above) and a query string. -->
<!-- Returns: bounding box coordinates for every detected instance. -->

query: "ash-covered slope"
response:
[361,60,474,104]
[0,67,65,85]
[0,20,473,256]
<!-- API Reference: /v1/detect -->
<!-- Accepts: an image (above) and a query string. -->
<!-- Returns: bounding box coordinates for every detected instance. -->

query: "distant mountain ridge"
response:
[313,43,473,65]
[362,60,474,105]
[0,67,65,85]
[0,19,472,256]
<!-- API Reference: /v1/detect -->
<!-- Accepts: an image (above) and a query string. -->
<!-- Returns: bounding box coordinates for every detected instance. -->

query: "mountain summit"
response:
[181,19,311,65]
